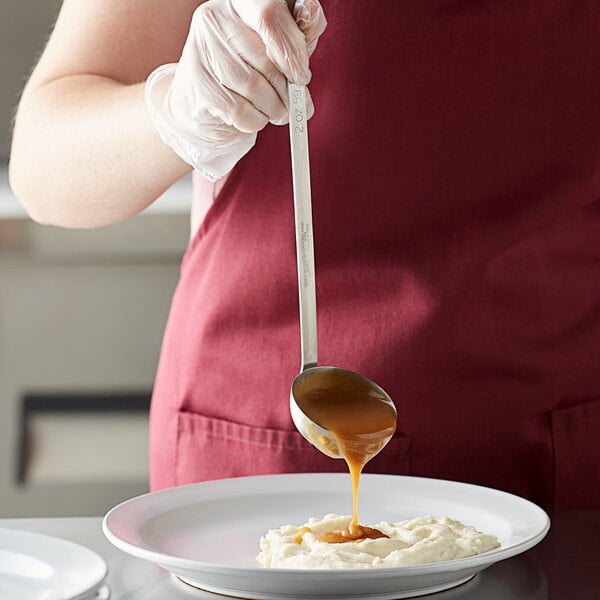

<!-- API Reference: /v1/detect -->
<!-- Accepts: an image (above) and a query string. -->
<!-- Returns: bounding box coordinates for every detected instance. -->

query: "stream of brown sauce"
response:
[294,369,397,543]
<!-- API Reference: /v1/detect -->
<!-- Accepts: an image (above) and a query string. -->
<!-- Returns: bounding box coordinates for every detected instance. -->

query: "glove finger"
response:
[294,0,327,57]
[194,5,288,128]
[219,92,271,133]
[305,85,315,120]
[207,56,285,131]
[271,83,314,127]
[232,0,311,85]
[225,24,289,124]
[202,79,270,133]
[171,52,269,135]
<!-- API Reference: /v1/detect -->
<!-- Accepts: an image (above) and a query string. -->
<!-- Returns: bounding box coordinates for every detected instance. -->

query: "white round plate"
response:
[102,473,550,599]
[0,528,108,600]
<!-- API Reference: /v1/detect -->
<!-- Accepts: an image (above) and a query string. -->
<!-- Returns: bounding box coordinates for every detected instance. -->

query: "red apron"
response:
[150,1,600,510]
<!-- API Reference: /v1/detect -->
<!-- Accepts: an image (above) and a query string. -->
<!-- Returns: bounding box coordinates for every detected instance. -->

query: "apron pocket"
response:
[552,398,600,509]
[175,410,411,486]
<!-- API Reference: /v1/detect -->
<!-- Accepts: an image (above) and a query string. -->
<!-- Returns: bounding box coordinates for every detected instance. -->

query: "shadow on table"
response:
[115,552,547,600]
[429,552,547,599]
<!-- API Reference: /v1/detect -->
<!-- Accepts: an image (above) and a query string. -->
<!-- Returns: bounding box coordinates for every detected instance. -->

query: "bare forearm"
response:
[9,74,191,228]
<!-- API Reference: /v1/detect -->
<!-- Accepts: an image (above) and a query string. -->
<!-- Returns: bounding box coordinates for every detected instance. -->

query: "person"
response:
[9,0,600,512]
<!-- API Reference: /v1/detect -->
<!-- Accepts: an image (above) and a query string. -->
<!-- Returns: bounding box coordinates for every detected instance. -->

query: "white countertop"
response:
[0,163,192,219]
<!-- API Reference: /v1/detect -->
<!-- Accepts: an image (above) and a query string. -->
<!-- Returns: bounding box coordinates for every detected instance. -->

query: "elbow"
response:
[8,156,112,229]
[8,156,64,227]
[7,155,51,225]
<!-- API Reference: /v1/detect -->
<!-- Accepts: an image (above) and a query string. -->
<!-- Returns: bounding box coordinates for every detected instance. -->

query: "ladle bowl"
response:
[291,366,397,459]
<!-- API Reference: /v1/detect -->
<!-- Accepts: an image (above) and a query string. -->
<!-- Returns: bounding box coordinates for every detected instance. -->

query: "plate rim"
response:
[102,472,550,576]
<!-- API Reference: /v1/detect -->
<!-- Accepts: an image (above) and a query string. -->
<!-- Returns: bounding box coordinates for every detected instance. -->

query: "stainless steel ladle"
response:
[287,83,397,459]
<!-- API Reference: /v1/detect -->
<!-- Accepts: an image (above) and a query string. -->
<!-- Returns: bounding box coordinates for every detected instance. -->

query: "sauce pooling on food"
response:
[315,524,389,544]
[293,368,397,543]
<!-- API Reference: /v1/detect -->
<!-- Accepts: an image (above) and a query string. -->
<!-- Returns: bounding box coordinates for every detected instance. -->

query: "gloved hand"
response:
[145,0,327,182]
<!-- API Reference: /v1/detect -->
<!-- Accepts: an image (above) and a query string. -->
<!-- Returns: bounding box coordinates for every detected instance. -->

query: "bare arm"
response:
[9,0,203,228]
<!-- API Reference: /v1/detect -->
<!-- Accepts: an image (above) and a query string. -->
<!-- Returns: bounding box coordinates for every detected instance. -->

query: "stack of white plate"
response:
[0,529,108,600]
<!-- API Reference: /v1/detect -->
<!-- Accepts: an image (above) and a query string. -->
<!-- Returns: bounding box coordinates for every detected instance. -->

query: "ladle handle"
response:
[288,82,318,370]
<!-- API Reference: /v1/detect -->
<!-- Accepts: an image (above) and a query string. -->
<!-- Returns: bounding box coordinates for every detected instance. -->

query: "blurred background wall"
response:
[0,0,63,160]
[0,2,191,516]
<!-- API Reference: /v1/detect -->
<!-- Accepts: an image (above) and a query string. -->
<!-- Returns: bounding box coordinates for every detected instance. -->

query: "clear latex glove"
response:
[145,0,327,182]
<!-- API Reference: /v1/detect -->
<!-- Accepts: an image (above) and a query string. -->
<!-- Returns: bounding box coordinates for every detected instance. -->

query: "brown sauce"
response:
[294,368,397,543]
[315,524,390,544]
[294,526,312,544]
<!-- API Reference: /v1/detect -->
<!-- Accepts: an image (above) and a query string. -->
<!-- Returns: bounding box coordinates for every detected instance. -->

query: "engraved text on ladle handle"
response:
[288,82,318,370]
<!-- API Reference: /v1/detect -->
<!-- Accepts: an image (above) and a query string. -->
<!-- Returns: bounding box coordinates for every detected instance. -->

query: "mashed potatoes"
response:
[257,514,500,569]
